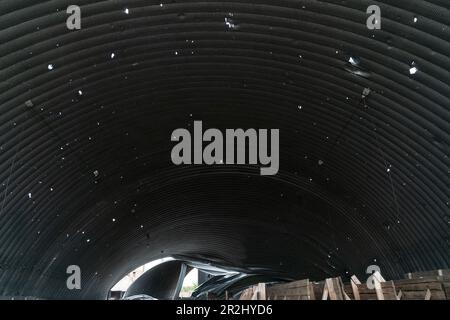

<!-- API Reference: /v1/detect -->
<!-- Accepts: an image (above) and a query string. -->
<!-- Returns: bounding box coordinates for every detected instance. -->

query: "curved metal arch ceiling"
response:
[0,0,448,299]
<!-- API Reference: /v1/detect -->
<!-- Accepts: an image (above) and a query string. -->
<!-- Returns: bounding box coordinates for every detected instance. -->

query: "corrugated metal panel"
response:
[0,0,448,299]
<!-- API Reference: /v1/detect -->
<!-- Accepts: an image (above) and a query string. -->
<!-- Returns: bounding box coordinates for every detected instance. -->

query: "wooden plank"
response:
[357,285,393,294]
[267,279,309,290]
[267,286,309,295]
[308,283,316,300]
[267,285,310,297]
[266,279,313,300]
[239,290,250,300]
[322,285,329,300]
[440,269,450,276]
[259,283,267,300]
[312,281,325,299]
[351,275,361,285]
[373,271,386,283]
[344,284,355,299]
[372,271,384,300]
[383,293,399,300]
[325,278,337,300]
[240,287,255,300]
[356,279,402,300]
[359,296,378,300]
[394,277,442,285]
[267,288,304,296]
[355,280,391,290]
[350,275,361,300]
[333,277,345,300]
[268,292,310,297]
[337,277,351,300]
[394,276,447,300]
[267,288,308,297]
[324,278,345,300]
[240,283,268,300]
[395,282,443,291]
[402,291,446,300]
[343,291,351,300]
[424,289,431,300]
[279,295,311,300]
[267,293,311,299]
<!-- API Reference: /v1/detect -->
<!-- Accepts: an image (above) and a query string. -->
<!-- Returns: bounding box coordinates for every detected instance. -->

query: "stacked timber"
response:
[238,269,450,300]
[354,280,399,300]
[240,277,349,300]
[396,269,450,300]
[239,283,267,300]
[394,278,446,300]
[266,279,315,300]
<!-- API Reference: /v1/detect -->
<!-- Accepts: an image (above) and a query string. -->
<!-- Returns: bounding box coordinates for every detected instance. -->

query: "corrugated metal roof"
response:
[0,0,448,299]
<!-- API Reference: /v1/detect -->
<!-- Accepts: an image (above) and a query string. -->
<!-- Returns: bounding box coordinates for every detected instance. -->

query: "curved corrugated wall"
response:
[0,0,448,299]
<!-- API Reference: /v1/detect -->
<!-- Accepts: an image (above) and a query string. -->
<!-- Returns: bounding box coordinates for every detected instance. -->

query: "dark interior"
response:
[0,0,448,299]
